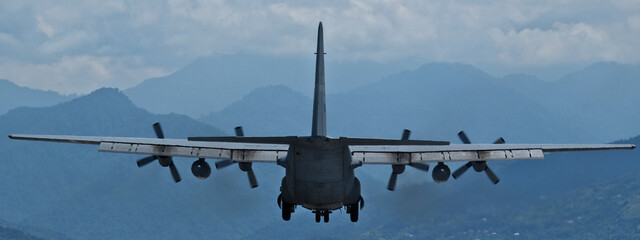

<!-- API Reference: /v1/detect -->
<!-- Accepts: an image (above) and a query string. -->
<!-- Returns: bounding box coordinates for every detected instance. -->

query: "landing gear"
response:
[282,202,293,221]
[313,210,330,223]
[346,196,364,222]
[348,203,359,222]
[278,194,294,221]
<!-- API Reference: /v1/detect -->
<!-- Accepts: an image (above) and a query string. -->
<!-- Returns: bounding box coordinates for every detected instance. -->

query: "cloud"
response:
[0,0,639,94]
[0,56,168,94]
[628,15,640,31]
[0,32,19,48]
[36,15,56,38]
[40,31,94,54]
[489,22,621,65]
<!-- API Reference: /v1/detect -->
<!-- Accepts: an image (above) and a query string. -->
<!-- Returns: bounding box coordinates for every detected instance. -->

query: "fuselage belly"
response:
[281,137,360,211]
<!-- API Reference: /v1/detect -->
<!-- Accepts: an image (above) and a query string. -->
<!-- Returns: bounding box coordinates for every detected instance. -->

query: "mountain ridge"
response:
[123,54,421,117]
[0,79,72,115]
[195,61,639,144]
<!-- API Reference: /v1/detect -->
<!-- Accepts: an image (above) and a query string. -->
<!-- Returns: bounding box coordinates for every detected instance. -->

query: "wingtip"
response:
[8,134,16,139]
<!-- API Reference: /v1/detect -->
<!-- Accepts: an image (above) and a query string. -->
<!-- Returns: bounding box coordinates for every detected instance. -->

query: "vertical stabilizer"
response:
[312,22,327,137]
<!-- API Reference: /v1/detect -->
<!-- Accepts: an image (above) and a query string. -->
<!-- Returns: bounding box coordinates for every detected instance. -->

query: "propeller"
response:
[451,131,501,184]
[387,165,404,191]
[387,129,430,191]
[214,126,258,188]
[136,123,181,183]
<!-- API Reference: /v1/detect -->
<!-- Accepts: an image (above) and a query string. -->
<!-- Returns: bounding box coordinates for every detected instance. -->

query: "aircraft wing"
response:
[349,143,635,164]
[8,134,289,162]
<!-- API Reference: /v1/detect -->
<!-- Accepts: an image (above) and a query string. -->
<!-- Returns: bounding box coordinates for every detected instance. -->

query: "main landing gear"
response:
[278,194,295,221]
[346,203,359,222]
[346,196,364,222]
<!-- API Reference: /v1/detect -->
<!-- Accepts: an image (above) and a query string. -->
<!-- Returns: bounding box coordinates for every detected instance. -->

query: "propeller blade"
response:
[454,132,502,183]
[387,172,398,191]
[235,126,244,137]
[169,162,181,183]
[452,162,473,179]
[247,169,258,188]
[408,163,430,172]
[153,122,165,139]
[137,155,157,167]
[215,160,235,169]
[457,131,471,144]
[484,166,500,184]
[401,129,411,140]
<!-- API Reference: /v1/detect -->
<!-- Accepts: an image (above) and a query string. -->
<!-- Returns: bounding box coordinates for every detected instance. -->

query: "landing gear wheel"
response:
[315,212,321,223]
[323,211,329,223]
[282,203,292,221]
[350,204,359,222]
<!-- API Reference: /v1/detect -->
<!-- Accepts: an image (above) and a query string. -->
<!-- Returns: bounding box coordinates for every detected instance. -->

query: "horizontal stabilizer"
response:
[339,137,449,146]
[188,136,298,144]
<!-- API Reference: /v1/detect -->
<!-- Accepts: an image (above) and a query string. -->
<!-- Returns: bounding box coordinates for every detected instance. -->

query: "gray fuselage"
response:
[280,137,361,211]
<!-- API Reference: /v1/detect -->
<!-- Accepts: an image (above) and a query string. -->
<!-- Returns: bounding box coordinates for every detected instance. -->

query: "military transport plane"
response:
[9,22,636,223]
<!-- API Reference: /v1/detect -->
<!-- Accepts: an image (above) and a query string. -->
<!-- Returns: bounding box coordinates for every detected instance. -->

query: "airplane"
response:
[8,22,636,223]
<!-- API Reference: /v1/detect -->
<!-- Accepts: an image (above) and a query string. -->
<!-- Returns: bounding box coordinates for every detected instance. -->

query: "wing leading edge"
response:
[9,134,288,162]
[349,143,636,164]
[10,134,635,164]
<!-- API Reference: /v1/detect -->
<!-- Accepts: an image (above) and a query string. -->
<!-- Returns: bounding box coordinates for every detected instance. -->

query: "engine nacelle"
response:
[472,161,487,172]
[432,162,450,183]
[158,156,173,167]
[191,159,211,179]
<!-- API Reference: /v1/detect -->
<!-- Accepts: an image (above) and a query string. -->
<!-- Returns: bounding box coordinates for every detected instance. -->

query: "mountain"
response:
[499,62,640,142]
[197,61,639,144]
[275,136,640,240]
[200,63,577,143]
[349,171,640,240]
[238,135,640,240]
[498,172,640,239]
[0,59,640,239]
[199,85,312,136]
[326,62,571,142]
[0,86,425,240]
[0,225,44,240]
[124,54,419,118]
[0,79,72,115]
[0,218,72,240]
[1,88,295,240]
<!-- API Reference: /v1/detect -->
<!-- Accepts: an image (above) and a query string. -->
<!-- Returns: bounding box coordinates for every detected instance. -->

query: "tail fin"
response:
[311,22,327,137]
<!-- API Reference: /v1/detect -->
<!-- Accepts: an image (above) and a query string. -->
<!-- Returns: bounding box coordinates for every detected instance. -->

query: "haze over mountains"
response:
[1,55,639,239]
[123,54,420,117]
[4,53,638,143]
[2,86,639,240]
[0,89,279,240]
[0,79,72,115]
[199,61,640,144]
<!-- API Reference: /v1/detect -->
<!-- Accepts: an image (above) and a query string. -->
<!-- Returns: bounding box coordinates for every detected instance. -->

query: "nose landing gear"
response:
[313,210,330,223]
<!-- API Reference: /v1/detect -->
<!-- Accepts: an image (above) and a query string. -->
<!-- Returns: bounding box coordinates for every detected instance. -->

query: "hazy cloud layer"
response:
[0,0,639,94]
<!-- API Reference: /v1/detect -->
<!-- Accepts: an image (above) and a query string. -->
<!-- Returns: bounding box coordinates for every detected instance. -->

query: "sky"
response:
[0,0,639,94]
